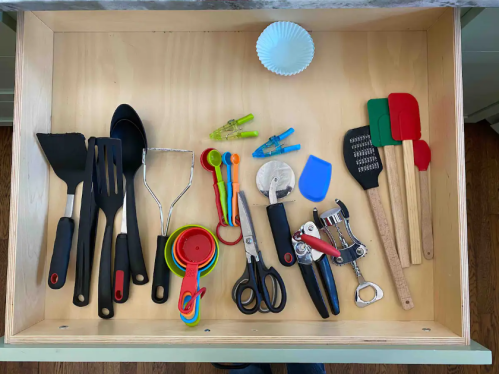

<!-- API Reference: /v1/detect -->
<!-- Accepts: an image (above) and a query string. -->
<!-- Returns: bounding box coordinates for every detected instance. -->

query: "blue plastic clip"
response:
[252,128,301,158]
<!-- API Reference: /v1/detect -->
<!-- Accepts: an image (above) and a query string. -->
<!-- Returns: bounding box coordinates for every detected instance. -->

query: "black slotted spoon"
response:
[95,137,124,319]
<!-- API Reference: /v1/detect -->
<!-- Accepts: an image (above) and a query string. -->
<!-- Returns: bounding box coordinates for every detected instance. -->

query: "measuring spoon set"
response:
[201,148,243,245]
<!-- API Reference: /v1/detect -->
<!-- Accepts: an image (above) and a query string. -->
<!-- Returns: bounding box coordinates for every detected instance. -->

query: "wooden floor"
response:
[0,121,496,372]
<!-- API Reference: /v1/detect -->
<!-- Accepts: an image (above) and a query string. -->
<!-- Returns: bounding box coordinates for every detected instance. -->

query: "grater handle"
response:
[367,187,414,310]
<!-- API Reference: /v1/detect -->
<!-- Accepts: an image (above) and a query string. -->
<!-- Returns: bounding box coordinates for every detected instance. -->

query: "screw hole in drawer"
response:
[205,329,210,332]
[59,325,69,330]
[422,328,431,332]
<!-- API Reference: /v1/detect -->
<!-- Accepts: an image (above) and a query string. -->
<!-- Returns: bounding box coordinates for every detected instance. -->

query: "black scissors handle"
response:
[235,258,262,315]
[255,260,287,313]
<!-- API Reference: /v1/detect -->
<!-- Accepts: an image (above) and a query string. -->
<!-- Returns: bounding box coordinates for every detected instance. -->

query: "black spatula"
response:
[95,137,124,319]
[36,133,87,290]
[343,126,413,310]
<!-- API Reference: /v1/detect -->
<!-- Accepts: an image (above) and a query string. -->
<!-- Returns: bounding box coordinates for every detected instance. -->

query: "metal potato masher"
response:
[314,199,383,308]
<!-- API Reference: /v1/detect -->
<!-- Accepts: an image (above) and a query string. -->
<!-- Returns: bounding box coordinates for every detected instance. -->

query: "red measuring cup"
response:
[176,227,216,314]
[200,148,242,246]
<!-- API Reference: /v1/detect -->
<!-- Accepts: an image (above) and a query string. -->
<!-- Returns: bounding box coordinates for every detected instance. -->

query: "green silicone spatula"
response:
[368,99,410,269]
[208,150,228,224]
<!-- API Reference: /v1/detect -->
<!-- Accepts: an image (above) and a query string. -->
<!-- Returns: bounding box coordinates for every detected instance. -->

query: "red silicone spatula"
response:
[413,140,433,260]
[388,93,422,265]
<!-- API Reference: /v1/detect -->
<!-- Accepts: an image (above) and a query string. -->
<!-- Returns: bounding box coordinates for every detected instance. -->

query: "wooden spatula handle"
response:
[384,145,411,268]
[367,188,414,310]
[402,140,422,264]
[419,170,434,260]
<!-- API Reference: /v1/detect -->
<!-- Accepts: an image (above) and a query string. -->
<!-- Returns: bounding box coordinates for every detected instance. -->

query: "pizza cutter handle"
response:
[267,203,296,266]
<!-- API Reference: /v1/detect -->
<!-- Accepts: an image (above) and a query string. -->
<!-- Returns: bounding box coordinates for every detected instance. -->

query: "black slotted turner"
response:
[343,126,414,310]
[95,138,124,319]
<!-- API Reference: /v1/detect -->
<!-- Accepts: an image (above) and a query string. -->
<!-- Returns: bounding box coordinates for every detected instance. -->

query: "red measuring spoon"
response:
[413,139,433,260]
[201,148,242,246]
[176,227,215,314]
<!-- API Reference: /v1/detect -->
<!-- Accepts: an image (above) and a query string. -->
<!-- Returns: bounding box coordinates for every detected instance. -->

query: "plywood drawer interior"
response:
[5,8,467,345]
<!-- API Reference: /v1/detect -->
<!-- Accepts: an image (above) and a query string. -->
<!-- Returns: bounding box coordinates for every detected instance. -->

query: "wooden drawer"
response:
[5,8,469,347]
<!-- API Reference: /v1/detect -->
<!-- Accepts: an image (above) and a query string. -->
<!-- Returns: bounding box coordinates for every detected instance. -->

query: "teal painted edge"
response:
[0,338,491,364]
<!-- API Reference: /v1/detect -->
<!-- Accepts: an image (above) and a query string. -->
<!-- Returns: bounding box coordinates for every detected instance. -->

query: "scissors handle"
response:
[235,259,261,315]
[256,260,287,313]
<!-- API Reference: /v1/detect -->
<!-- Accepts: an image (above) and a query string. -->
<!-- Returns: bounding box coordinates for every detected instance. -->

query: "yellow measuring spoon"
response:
[231,154,240,226]
[207,150,228,224]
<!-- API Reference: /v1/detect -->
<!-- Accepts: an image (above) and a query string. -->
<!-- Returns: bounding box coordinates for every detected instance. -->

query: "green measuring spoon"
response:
[207,150,228,224]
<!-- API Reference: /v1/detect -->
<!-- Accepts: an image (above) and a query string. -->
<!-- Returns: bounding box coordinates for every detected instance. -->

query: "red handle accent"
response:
[178,264,201,314]
[300,234,341,257]
[114,270,124,301]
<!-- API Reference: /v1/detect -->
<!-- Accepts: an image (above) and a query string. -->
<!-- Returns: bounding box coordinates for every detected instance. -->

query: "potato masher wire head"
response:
[142,148,194,236]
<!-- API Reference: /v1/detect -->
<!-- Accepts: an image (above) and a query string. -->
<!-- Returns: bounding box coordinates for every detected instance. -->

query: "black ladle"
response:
[111,104,149,285]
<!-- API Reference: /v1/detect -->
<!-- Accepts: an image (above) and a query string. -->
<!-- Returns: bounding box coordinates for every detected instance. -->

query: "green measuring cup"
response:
[207,150,228,224]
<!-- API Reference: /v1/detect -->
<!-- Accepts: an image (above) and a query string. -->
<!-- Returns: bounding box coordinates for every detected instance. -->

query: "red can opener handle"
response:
[300,234,341,258]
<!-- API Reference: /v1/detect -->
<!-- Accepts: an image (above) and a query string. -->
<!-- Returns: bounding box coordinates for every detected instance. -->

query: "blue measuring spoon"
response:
[222,152,233,226]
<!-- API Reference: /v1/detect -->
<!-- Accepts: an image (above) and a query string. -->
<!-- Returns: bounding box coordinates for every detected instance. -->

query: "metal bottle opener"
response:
[316,200,383,308]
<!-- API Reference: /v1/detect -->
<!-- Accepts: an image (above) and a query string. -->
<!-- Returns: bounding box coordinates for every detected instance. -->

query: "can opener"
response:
[315,199,383,308]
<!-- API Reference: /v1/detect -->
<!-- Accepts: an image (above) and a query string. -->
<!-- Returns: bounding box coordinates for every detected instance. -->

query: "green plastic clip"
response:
[209,114,259,141]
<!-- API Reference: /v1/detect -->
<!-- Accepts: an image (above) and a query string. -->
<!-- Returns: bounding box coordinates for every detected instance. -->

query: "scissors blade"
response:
[238,191,259,255]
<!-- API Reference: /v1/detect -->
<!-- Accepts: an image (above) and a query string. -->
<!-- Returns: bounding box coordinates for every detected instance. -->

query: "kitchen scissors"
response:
[233,191,287,314]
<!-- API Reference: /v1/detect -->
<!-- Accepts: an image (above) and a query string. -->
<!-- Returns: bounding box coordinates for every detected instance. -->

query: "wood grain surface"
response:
[5,11,53,341]
[0,120,495,374]
[384,145,411,268]
[402,141,422,265]
[366,188,413,310]
[419,170,434,260]
[42,29,433,323]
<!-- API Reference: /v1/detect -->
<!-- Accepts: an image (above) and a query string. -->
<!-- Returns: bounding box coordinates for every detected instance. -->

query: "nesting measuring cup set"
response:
[165,225,219,326]
[201,148,242,245]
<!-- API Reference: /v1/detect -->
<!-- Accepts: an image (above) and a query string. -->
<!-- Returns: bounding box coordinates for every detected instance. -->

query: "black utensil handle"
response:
[316,255,340,316]
[298,262,329,319]
[113,233,130,303]
[256,260,287,313]
[98,223,115,319]
[152,235,170,304]
[126,180,149,285]
[266,203,296,267]
[236,261,261,315]
[48,217,75,289]
[335,199,350,219]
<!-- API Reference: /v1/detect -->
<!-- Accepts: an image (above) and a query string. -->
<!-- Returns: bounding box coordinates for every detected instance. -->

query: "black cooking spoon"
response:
[111,104,149,285]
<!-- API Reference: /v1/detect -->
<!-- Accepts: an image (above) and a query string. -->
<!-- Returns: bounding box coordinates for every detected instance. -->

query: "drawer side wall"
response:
[5,11,53,341]
[428,8,469,341]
